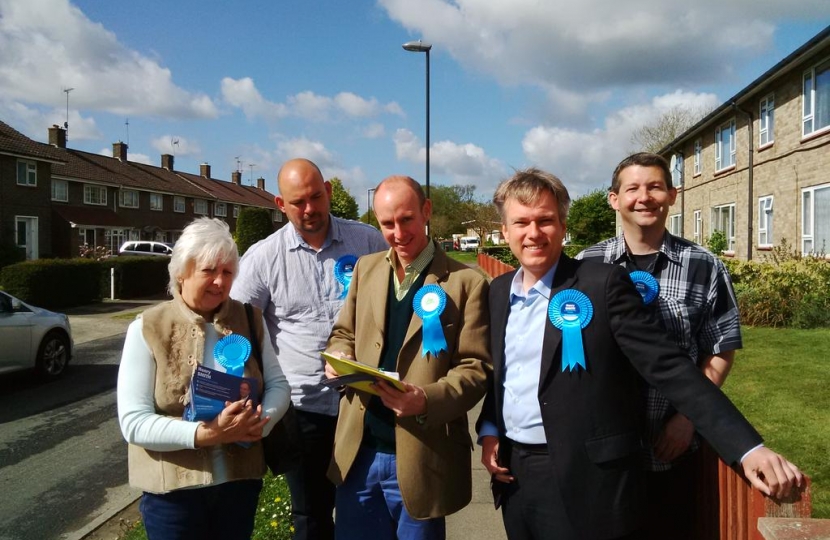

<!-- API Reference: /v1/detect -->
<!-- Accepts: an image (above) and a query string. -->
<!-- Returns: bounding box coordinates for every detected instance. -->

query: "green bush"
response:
[707,230,728,255]
[0,258,103,309]
[102,257,169,299]
[724,240,830,328]
[236,207,275,256]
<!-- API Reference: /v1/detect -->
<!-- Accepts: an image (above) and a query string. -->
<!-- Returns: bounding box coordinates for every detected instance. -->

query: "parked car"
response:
[0,291,73,378]
[119,240,174,256]
[458,236,480,252]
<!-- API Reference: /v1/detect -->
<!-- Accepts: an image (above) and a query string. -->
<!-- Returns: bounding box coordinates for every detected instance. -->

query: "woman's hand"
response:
[195,399,270,447]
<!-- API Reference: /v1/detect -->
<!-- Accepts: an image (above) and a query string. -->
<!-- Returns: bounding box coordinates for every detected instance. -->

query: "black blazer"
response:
[477,255,761,539]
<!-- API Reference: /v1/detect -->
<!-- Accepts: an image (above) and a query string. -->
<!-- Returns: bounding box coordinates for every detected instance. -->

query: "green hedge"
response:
[0,256,169,309]
[481,244,589,269]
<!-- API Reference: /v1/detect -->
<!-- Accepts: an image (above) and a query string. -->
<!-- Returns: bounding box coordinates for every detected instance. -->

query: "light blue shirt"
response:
[479,264,556,445]
[231,215,387,416]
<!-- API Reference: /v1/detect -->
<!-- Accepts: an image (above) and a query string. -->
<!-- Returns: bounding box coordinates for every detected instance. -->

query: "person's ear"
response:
[275,195,286,213]
[422,199,433,221]
[608,190,620,211]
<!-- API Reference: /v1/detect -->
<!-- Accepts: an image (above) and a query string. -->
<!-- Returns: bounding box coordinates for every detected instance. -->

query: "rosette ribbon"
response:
[214,334,252,376]
[334,255,358,299]
[628,270,659,305]
[548,289,593,372]
[413,284,448,357]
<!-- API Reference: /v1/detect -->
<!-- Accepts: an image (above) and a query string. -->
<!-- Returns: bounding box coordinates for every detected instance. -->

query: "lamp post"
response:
[402,39,432,235]
[367,188,376,225]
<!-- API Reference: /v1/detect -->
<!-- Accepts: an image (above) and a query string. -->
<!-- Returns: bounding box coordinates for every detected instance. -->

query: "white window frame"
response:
[233,205,239,218]
[51,179,68,202]
[194,199,208,215]
[78,228,96,248]
[15,216,39,260]
[693,210,702,244]
[715,119,736,171]
[693,139,701,176]
[105,229,127,254]
[758,196,774,247]
[149,193,163,211]
[668,213,682,236]
[174,196,185,213]
[802,183,830,255]
[215,202,227,217]
[671,153,683,188]
[711,203,736,252]
[16,159,37,186]
[759,94,775,146]
[803,58,830,137]
[84,185,107,206]
[120,189,139,208]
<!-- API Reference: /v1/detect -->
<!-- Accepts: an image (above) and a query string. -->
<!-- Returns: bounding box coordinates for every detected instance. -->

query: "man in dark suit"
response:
[476,167,801,540]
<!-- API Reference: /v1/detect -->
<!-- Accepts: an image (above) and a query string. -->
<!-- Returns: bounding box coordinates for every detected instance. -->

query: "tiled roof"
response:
[0,121,67,163]
[176,171,277,209]
[52,204,129,227]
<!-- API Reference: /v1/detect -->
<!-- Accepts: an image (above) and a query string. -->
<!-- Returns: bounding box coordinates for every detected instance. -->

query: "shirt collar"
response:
[385,240,435,276]
[288,214,339,251]
[510,263,556,301]
[616,230,680,266]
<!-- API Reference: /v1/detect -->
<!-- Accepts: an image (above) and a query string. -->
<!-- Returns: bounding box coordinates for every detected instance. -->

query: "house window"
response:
[215,202,227,217]
[273,210,283,222]
[78,228,95,248]
[715,119,736,171]
[51,179,68,202]
[758,196,774,247]
[150,193,163,211]
[120,189,139,208]
[16,160,37,186]
[105,229,127,254]
[693,139,701,176]
[693,210,702,244]
[803,58,830,137]
[671,153,683,188]
[194,199,208,215]
[802,184,830,255]
[668,214,682,236]
[711,203,736,252]
[233,205,239,218]
[760,94,775,146]
[174,196,185,213]
[84,185,107,206]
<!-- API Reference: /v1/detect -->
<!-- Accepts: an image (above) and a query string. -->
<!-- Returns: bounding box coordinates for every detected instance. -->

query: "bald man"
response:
[325,176,491,540]
[232,159,387,540]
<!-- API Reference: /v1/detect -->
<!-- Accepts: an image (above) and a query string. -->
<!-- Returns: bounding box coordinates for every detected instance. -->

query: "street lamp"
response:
[367,188,376,225]
[402,39,432,234]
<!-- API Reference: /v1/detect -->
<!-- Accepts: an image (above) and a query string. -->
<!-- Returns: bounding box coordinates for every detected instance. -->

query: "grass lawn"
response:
[446,250,478,265]
[722,326,830,518]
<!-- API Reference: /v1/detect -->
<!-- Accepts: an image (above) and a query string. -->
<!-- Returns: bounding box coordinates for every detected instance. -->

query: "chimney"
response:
[200,163,211,178]
[113,141,128,161]
[48,125,67,149]
[161,154,174,171]
[231,171,242,185]
[257,177,265,190]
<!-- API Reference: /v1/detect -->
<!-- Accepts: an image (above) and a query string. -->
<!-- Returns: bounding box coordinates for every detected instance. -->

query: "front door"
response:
[15,216,38,260]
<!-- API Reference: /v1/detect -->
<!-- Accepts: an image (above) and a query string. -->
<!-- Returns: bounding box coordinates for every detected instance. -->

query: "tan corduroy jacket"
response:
[127,295,266,494]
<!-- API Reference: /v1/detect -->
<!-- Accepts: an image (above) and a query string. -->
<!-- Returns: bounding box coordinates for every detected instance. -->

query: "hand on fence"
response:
[741,446,803,499]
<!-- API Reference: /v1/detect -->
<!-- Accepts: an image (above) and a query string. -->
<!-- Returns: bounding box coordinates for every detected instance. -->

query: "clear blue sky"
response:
[1,0,827,212]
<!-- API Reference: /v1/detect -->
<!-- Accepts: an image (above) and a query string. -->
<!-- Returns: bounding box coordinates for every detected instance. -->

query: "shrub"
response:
[0,258,103,309]
[236,207,275,256]
[707,230,728,255]
[102,257,169,299]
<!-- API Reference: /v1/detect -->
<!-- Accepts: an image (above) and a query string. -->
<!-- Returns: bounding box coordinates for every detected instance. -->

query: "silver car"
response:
[0,291,73,378]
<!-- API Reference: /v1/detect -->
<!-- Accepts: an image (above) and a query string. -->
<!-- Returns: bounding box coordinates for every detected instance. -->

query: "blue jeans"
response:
[335,446,445,540]
[140,479,262,540]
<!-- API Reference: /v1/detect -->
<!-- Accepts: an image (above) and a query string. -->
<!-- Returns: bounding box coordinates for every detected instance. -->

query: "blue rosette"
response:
[334,255,358,299]
[548,289,593,372]
[629,270,659,305]
[213,334,251,377]
[413,284,448,358]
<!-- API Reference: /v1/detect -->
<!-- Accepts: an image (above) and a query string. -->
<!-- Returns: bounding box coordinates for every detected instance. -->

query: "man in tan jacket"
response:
[325,175,491,540]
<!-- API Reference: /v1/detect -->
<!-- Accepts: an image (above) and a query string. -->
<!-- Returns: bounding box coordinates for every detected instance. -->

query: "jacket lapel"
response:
[366,257,391,368]
[539,255,579,385]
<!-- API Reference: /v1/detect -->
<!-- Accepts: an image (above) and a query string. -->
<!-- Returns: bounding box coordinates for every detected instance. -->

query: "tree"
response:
[567,189,615,245]
[463,201,501,244]
[630,105,712,153]
[235,207,274,255]
[359,210,379,229]
[329,178,359,220]
[428,184,476,239]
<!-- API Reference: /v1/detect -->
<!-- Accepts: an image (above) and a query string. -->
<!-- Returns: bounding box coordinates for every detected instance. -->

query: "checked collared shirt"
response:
[577,231,742,471]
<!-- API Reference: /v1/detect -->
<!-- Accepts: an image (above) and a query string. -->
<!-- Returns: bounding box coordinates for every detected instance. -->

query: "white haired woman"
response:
[117,217,290,540]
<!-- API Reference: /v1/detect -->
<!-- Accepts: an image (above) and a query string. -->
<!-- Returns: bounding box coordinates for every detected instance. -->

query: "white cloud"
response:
[221,77,402,122]
[0,0,218,118]
[275,137,337,168]
[393,128,506,185]
[521,90,720,196]
[363,123,386,139]
[150,135,202,157]
[380,0,829,106]
[0,100,101,141]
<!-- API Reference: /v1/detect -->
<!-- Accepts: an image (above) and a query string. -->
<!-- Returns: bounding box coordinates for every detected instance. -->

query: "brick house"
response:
[0,121,284,259]
[657,25,830,260]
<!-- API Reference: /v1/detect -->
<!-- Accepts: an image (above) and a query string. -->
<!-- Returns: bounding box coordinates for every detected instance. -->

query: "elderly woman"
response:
[117,217,290,540]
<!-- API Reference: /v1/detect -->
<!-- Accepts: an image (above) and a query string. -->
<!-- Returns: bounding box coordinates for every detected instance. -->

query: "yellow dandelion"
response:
[275,497,281,502]
[271,521,278,528]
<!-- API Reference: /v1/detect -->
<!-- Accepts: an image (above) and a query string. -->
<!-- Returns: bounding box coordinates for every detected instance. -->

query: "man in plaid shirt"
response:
[577,152,742,540]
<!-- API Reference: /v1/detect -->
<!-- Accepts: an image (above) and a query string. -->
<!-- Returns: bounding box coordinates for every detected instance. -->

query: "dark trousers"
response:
[643,450,701,540]
[501,444,644,540]
[140,479,262,540]
[285,409,338,540]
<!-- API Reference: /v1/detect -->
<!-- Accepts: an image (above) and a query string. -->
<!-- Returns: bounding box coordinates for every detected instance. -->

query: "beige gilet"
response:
[127,295,267,494]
